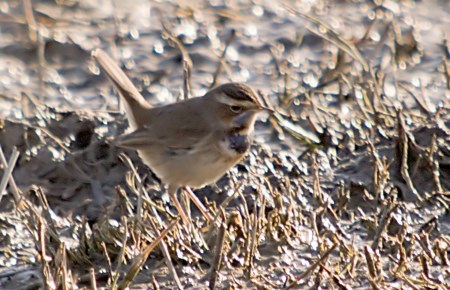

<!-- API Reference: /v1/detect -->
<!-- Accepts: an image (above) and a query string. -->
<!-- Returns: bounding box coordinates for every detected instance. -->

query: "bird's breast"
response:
[136,134,249,190]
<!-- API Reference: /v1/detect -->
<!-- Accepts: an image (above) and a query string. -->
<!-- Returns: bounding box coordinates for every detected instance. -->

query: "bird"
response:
[92,48,270,225]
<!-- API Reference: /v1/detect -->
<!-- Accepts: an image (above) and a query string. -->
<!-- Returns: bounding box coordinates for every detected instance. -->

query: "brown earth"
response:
[0,0,449,289]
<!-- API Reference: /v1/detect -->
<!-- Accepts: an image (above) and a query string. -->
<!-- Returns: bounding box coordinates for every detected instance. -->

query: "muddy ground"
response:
[0,0,449,289]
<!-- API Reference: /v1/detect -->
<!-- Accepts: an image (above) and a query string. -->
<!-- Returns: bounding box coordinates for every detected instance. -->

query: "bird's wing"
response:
[114,97,217,153]
[114,125,214,154]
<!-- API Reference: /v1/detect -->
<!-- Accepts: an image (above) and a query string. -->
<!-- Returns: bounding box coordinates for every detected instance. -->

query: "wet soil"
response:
[1,0,450,289]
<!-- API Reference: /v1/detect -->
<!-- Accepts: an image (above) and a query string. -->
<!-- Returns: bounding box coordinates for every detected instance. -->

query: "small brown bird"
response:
[92,49,270,225]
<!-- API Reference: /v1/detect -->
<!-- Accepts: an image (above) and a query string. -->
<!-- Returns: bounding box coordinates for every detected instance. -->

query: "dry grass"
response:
[1,0,449,289]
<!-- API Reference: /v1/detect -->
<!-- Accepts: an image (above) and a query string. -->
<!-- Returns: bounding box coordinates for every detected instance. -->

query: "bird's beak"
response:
[258,106,274,115]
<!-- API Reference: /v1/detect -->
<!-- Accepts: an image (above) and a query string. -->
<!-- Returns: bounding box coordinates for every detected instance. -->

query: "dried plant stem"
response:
[183,187,214,223]
[0,146,20,204]
[320,264,351,290]
[147,215,183,290]
[312,152,324,205]
[245,200,259,276]
[210,29,236,88]
[371,200,399,251]
[399,83,432,117]
[427,134,443,194]
[118,219,178,290]
[282,4,368,71]
[37,215,56,290]
[443,38,450,89]
[283,3,390,119]
[119,153,164,224]
[22,0,37,41]
[23,0,46,98]
[0,146,21,203]
[57,242,70,290]
[217,181,244,213]
[101,241,117,286]
[114,216,129,275]
[161,21,192,100]
[18,95,72,153]
[170,191,191,227]
[208,209,227,289]
[366,134,391,201]
[90,268,98,290]
[364,246,382,287]
[398,117,421,201]
[286,242,338,289]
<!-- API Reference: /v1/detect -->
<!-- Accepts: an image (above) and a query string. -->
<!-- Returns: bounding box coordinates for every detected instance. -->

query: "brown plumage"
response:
[92,48,269,225]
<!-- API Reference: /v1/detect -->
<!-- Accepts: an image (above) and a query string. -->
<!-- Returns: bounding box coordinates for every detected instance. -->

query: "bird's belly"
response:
[137,148,242,189]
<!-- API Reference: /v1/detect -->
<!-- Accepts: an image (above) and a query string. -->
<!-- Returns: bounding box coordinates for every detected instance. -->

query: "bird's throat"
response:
[219,133,252,157]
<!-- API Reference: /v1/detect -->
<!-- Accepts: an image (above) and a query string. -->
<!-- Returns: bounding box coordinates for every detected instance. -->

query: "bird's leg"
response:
[183,187,214,223]
[168,187,191,227]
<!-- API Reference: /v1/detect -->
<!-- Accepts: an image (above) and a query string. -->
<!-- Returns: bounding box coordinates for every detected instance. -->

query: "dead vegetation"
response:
[1,0,449,289]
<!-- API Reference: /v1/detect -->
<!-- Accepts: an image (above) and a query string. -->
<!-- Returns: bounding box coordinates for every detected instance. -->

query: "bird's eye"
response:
[230,105,242,113]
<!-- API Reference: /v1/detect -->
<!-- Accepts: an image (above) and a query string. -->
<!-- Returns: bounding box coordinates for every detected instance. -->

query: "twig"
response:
[37,213,56,290]
[161,20,192,100]
[118,219,178,290]
[428,134,443,194]
[0,146,20,204]
[100,241,115,286]
[18,95,72,153]
[371,199,399,251]
[0,146,21,202]
[90,268,98,290]
[23,0,46,98]
[364,246,382,285]
[442,37,450,89]
[183,187,214,223]
[320,264,352,290]
[57,242,70,290]
[119,153,168,222]
[114,216,129,276]
[147,214,184,290]
[22,0,37,41]
[285,242,338,289]
[397,110,421,201]
[282,4,368,71]
[245,197,259,276]
[209,209,227,289]
[283,3,388,118]
[210,29,236,88]
[398,82,432,117]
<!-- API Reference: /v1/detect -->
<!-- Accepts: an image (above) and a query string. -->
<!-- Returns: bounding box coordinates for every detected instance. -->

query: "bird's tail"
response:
[92,48,151,129]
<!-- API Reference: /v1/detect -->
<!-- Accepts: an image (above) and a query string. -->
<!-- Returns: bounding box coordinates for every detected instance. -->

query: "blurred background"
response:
[1,0,448,119]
